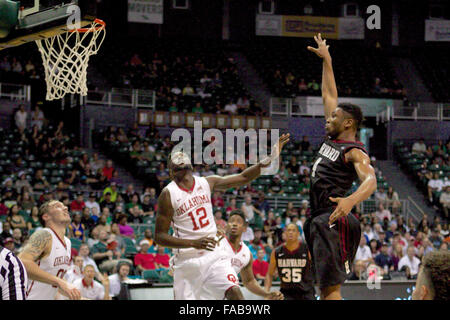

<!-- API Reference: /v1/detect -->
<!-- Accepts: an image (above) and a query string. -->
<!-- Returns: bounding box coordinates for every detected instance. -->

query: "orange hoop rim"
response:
[69,18,106,33]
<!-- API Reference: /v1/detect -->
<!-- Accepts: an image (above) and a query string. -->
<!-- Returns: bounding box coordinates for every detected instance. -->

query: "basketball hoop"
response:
[35,19,106,101]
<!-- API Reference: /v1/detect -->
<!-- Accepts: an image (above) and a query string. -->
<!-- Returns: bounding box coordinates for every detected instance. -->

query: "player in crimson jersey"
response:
[155,134,290,300]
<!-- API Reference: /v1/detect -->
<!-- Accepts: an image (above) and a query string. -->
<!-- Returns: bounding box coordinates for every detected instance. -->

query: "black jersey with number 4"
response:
[309,138,367,216]
[275,242,314,292]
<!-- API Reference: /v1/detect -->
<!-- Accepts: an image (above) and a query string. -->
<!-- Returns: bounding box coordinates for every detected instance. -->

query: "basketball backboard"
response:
[0,0,97,50]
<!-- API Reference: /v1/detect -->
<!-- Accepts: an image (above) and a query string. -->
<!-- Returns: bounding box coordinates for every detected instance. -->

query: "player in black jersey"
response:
[265,223,315,300]
[305,34,377,300]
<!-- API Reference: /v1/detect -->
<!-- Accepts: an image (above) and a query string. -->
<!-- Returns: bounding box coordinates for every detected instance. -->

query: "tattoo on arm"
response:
[23,229,51,261]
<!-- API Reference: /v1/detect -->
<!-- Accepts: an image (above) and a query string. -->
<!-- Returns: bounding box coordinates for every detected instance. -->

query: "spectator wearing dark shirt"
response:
[81,206,96,233]
[375,243,394,275]
[300,136,310,152]
[268,175,284,194]
[100,192,116,213]
[286,156,299,175]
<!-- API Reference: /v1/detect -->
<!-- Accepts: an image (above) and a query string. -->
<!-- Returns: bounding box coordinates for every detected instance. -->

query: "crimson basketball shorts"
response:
[170,248,239,300]
[303,209,361,289]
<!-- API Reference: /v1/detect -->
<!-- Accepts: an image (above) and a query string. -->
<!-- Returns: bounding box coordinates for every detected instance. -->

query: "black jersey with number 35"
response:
[309,138,368,216]
[275,242,314,292]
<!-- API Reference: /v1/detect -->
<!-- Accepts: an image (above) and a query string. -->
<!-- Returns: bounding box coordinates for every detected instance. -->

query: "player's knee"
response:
[225,286,244,300]
[320,284,341,300]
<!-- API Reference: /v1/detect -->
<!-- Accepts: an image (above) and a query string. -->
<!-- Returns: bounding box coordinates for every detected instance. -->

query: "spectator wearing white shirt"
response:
[241,225,255,242]
[109,262,130,299]
[428,172,444,204]
[14,105,27,133]
[73,265,110,300]
[224,100,237,114]
[374,187,387,203]
[375,203,391,222]
[85,193,101,215]
[299,160,310,176]
[363,224,375,242]
[439,185,450,218]
[412,138,427,154]
[78,244,102,279]
[398,246,421,279]
[355,235,373,265]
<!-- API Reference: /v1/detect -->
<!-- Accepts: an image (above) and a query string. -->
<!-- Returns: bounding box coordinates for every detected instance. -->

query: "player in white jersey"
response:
[220,210,283,300]
[155,133,290,300]
[18,200,81,300]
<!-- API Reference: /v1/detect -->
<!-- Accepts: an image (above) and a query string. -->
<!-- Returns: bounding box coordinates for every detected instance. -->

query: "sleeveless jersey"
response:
[309,138,367,216]
[167,175,217,256]
[275,242,314,292]
[219,237,251,275]
[26,228,72,300]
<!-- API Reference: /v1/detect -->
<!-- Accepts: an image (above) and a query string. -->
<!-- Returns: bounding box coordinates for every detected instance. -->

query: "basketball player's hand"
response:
[216,226,226,244]
[260,133,290,167]
[191,236,218,251]
[329,196,355,225]
[307,33,331,60]
[264,291,284,300]
[57,279,81,300]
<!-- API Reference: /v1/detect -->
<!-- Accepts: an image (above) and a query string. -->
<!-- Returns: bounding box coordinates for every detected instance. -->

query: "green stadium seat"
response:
[142,270,160,281]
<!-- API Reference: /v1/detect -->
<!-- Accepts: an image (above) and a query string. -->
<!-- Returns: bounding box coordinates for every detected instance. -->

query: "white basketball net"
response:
[35,19,106,101]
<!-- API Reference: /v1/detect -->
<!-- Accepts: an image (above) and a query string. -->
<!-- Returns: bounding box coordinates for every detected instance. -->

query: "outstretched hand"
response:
[260,133,290,167]
[307,33,331,59]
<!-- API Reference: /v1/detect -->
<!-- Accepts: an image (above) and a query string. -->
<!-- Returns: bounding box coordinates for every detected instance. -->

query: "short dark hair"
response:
[38,200,60,227]
[338,103,364,130]
[422,251,450,300]
[229,209,247,224]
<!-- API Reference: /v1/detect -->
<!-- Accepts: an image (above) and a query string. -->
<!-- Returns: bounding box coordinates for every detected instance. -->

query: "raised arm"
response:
[241,255,283,300]
[18,229,81,300]
[154,188,217,250]
[307,33,338,120]
[329,148,377,225]
[206,134,290,191]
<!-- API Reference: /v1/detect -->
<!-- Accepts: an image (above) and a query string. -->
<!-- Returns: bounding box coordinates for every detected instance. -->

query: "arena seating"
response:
[245,38,404,99]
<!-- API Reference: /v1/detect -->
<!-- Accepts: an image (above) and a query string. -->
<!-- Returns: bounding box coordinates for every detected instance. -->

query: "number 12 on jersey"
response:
[188,207,210,231]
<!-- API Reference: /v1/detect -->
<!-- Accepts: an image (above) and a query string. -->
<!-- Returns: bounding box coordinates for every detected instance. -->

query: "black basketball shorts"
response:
[303,210,361,289]
[280,287,316,300]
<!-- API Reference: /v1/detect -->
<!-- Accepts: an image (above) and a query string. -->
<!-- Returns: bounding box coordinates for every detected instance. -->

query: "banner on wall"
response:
[128,0,163,24]
[425,19,450,42]
[282,15,339,39]
[256,14,364,39]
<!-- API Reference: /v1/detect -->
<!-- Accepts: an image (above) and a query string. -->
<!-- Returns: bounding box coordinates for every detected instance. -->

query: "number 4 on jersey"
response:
[188,207,210,231]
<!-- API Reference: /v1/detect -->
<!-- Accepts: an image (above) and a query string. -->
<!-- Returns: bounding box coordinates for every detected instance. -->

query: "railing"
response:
[82,88,156,109]
[377,103,449,122]
[0,82,31,101]
[407,196,425,225]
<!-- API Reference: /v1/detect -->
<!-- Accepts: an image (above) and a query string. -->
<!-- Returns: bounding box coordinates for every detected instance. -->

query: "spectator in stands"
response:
[237,96,250,113]
[268,175,284,194]
[386,187,401,215]
[398,246,421,279]
[134,239,156,274]
[375,202,391,222]
[299,160,310,176]
[286,156,299,175]
[32,169,49,191]
[214,210,227,230]
[374,187,387,203]
[8,205,26,232]
[31,105,45,131]
[116,128,128,143]
[298,176,311,195]
[14,105,27,133]
[375,243,394,274]
[156,163,170,189]
[417,214,431,233]
[263,210,277,243]
[253,249,269,281]
[348,260,367,280]
[297,78,307,93]
[74,265,110,300]
[128,205,144,224]
[89,153,103,173]
[69,213,86,242]
[363,224,376,242]
[224,99,238,114]
[439,186,450,218]
[129,141,142,162]
[102,182,118,203]
[100,192,116,213]
[355,235,373,266]
[64,255,84,284]
[307,79,319,92]
[299,200,310,217]
[92,230,124,273]
[154,245,170,270]
[71,192,86,213]
[108,262,130,299]
[412,138,427,154]
[0,221,12,244]
[254,191,270,215]
[11,57,23,73]
[102,160,115,181]
[18,191,35,212]
[211,191,224,208]
[85,192,100,215]
[15,171,32,194]
[182,83,195,96]
[78,244,101,274]
[3,237,16,254]
[225,197,238,216]
[241,195,263,227]
[390,242,405,271]
[81,206,96,233]
[26,206,41,231]
[428,172,444,205]
[116,214,134,239]
[12,228,23,251]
